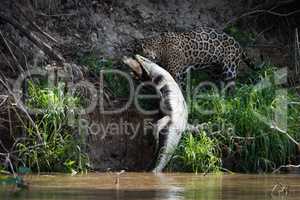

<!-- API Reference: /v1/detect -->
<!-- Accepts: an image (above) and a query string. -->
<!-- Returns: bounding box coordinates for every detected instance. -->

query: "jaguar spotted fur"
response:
[139,27,253,87]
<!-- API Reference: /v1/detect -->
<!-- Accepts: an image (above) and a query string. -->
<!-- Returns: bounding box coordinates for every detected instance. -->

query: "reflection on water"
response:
[1,173,300,200]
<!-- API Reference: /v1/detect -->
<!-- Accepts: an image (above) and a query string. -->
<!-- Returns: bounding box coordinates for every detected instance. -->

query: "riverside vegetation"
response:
[1,52,300,190]
[1,57,299,181]
[170,64,300,173]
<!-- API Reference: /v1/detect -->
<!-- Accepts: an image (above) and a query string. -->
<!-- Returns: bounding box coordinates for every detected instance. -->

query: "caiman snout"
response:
[135,54,152,75]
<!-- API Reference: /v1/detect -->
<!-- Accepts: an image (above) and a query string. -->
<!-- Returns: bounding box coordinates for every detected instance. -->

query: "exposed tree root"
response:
[0,12,65,65]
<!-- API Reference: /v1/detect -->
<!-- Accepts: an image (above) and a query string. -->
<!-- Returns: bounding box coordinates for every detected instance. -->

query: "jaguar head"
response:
[140,38,160,62]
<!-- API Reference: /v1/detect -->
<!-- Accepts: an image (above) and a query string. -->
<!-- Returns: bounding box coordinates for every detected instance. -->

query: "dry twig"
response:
[0,31,19,73]
[0,12,65,64]
[15,3,58,44]
[0,76,43,143]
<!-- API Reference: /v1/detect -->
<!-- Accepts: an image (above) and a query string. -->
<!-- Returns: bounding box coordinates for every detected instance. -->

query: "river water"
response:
[1,173,300,200]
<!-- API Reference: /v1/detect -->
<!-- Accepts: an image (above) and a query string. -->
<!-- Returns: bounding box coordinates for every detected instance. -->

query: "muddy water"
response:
[1,173,300,200]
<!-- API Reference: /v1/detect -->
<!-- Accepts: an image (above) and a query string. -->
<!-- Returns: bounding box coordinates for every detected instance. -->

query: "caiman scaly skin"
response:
[134,55,188,172]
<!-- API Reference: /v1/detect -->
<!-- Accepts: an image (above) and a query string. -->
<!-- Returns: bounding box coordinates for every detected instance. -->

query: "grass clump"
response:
[15,81,89,173]
[224,25,256,46]
[79,54,113,74]
[79,54,130,97]
[171,131,221,173]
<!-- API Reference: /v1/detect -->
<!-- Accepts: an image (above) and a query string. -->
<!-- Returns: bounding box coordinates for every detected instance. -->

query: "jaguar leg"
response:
[177,65,200,91]
[175,70,188,91]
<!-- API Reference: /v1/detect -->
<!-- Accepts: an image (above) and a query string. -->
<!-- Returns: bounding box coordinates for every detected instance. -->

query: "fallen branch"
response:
[270,124,300,148]
[0,31,20,73]
[15,3,58,44]
[0,95,8,107]
[0,12,65,64]
[272,164,300,174]
[231,136,255,140]
[0,75,43,143]
[35,12,79,18]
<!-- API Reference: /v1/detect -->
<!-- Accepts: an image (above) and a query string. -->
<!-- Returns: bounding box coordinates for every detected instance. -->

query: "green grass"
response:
[224,25,256,46]
[79,54,113,74]
[15,81,89,173]
[172,64,300,173]
[170,131,221,173]
[79,54,130,97]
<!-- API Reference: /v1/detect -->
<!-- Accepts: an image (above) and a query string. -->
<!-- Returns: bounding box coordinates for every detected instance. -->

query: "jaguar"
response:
[139,27,253,88]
